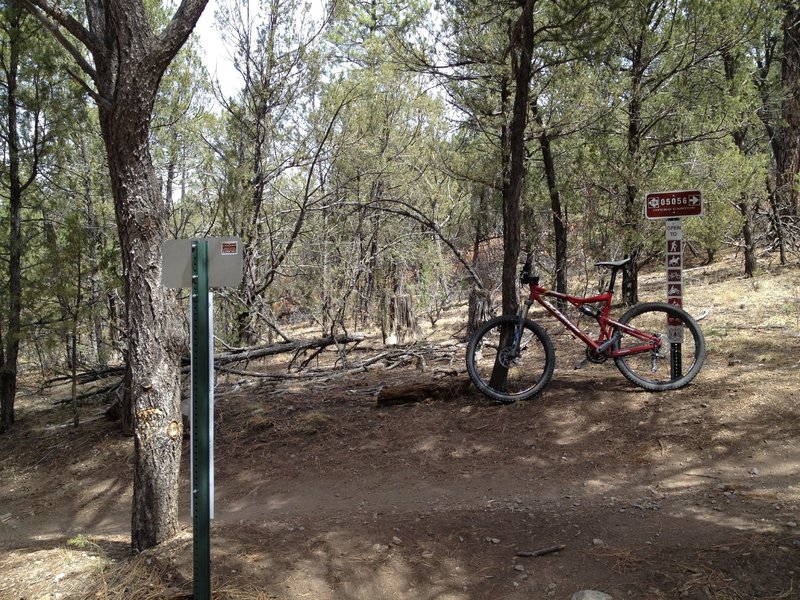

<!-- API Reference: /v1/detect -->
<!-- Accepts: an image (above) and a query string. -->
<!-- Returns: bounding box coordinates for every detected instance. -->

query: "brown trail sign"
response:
[645,190,703,219]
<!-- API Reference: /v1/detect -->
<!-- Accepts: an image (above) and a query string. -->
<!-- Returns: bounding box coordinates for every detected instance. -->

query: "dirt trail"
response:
[1,257,800,599]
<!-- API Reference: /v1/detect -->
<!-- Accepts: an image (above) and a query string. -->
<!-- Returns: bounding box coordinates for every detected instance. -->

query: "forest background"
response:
[1,0,799,552]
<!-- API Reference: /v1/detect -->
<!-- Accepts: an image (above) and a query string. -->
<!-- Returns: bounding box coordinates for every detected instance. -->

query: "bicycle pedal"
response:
[574,358,590,370]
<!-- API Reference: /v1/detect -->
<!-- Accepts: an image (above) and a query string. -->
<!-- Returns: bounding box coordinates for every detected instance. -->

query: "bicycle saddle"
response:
[595,257,631,269]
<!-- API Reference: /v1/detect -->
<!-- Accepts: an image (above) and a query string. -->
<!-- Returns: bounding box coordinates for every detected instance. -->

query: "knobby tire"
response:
[466,315,555,403]
[613,302,705,391]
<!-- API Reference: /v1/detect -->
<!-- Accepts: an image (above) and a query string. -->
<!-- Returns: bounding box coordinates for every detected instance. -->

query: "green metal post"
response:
[191,240,211,600]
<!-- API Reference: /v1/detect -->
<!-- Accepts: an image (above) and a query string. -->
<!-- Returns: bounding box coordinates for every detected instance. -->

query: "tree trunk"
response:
[99,111,185,549]
[236,123,267,345]
[236,304,260,346]
[386,294,419,344]
[621,26,645,307]
[41,214,75,369]
[725,50,767,274]
[71,272,81,429]
[108,0,206,553]
[767,183,787,262]
[0,170,21,434]
[622,75,642,307]
[752,44,788,262]
[533,101,568,305]
[467,287,492,339]
[19,0,210,551]
[362,191,383,328]
[81,137,109,367]
[488,1,536,391]
[467,218,490,339]
[777,2,800,219]
[501,0,536,316]
[738,200,756,278]
[1,8,24,433]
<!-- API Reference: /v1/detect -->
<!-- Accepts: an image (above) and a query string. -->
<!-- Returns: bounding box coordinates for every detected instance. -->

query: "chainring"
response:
[585,346,609,364]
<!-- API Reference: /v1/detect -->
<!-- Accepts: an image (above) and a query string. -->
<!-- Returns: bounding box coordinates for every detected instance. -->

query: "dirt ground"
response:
[1,254,800,600]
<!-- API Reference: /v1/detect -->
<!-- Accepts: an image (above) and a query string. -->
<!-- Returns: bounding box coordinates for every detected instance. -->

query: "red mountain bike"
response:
[466,258,705,403]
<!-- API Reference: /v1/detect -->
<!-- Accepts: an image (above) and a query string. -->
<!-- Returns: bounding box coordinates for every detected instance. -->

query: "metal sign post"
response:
[665,219,683,380]
[191,240,211,600]
[645,191,703,383]
[162,236,242,600]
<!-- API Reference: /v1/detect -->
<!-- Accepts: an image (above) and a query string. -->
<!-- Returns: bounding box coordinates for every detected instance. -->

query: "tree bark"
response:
[18,0,209,552]
[777,2,800,219]
[533,101,568,305]
[622,183,640,306]
[622,85,642,306]
[486,2,536,391]
[621,11,646,307]
[467,287,492,339]
[738,200,756,278]
[94,4,206,551]
[501,0,536,316]
[101,114,186,550]
[81,137,108,367]
[387,294,419,344]
[0,43,22,432]
[752,34,788,262]
[103,97,189,549]
[725,50,763,277]
[0,6,33,433]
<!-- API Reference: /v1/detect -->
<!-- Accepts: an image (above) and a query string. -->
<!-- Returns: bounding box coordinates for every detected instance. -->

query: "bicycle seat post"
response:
[607,267,619,293]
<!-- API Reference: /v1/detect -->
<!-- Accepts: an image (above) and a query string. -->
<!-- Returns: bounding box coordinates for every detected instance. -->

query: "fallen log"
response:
[47,333,368,389]
[213,333,366,365]
[42,366,125,389]
[52,380,122,406]
[376,376,471,407]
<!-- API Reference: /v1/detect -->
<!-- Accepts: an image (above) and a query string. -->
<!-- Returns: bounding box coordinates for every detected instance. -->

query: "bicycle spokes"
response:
[466,316,555,402]
[614,304,705,391]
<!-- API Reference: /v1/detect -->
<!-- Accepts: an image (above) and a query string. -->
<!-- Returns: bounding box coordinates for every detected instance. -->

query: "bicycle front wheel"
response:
[613,302,705,391]
[466,315,555,403]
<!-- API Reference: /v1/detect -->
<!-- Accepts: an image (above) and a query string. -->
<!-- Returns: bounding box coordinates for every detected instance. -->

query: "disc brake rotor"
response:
[498,347,518,368]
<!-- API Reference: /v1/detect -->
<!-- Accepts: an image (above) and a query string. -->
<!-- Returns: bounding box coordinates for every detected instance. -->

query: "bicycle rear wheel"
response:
[613,302,705,391]
[466,315,555,403]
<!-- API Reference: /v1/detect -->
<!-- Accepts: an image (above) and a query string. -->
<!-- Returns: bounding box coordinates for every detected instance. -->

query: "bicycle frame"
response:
[517,283,663,358]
